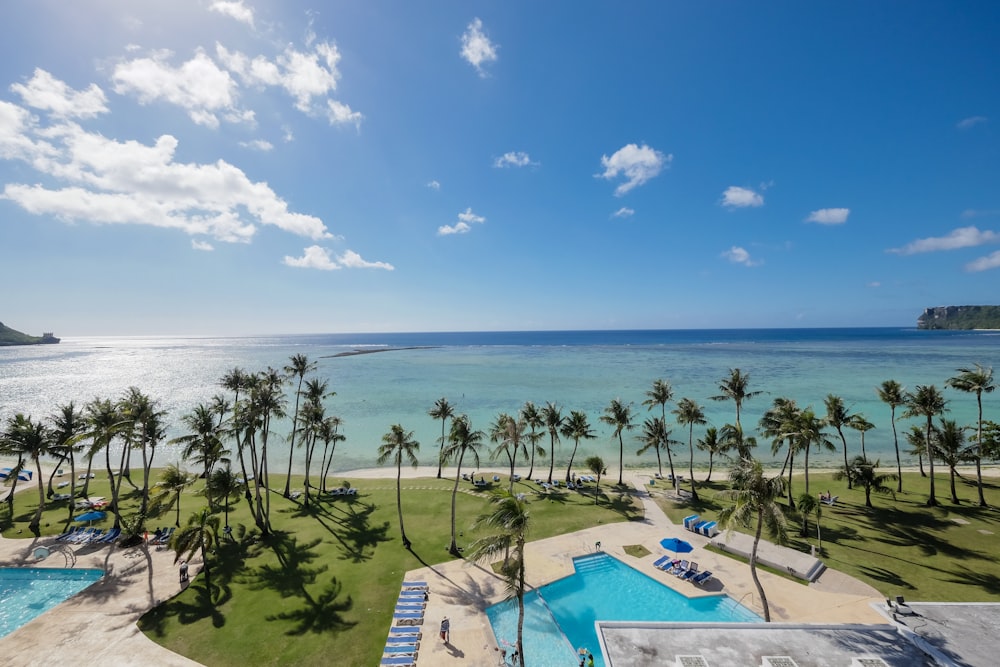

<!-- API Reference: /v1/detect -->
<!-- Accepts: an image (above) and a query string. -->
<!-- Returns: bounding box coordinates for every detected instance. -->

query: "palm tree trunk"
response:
[516,537,526,666]
[926,418,937,506]
[891,407,902,493]
[547,435,556,484]
[950,467,959,504]
[46,453,68,499]
[786,450,795,510]
[976,395,986,506]
[751,509,771,622]
[449,450,466,555]
[838,429,851,489]
[437,420,446,479]
[566,439,579,484]
[617,434,624,486]
[30,454,45,533]
[707,454,715,483]
[687,425,698,501]
[803,445,811,495]
[68,451,77,523]
[396,461,410,549]
[284,377,305,497]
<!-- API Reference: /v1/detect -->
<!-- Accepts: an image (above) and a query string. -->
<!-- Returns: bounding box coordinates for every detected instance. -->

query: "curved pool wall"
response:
[486,553,760,667]
[0,568,105,638]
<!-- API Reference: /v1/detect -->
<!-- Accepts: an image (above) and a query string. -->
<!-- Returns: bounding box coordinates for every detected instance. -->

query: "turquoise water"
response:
[0,328,995,473]
[0,567,104,638]
[485,553,760,667]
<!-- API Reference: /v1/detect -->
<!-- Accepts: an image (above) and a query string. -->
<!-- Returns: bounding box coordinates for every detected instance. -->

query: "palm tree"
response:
[877,380,906,492]
[719,422,756,461]
[298,377,333,503]
[172,508,221,595]
[904,425,928,477]
[205,464,243,531]
[429,397,456,479]
[795,408,834,497]
[489,413,528,492]
[796,492,823,553]
[834,456,897,508]
[903,385,948,506]
[561,410,595,483]
[377,424,420,550]
[154,464,196,527]
[540,402,565,484]
[673,398,706,501]
[636,417,669,478]
[696,427,729,483]
[47,402,86,512]
[717,458,787,622]
[759,398,803,508]
[711,368,762,432]
[1,414,50,534]
[585,455,607,505]
[283,354,317,498]
[824,394,854,489]
[643,379,677,479]
[601,398,635,486]
[520,402,545,480]
[171,403,228,509]
[848,414,875,459]
[442,415,483,555]
[947,364,995,506]
[932,419,969,504]
[318,415,345,493]
[467,490,531,666]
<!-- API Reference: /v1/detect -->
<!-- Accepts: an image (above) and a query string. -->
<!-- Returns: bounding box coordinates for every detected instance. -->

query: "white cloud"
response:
[192,239,214,251]
[805,207,850,225]
[460,18,498,76]
[965,250,1000,272]
[961,209,1000,219]
[283,246,393,270]
[426,180,440,190]
[282,125,294,142]
[888,226,1000,255]
[239,139,273,151]
[438,207,486,236]
[721,186,764,209]
[10,69,108,119]
[494,151,533,168]
[721,246,761,267]
[326,100,362,128]
[209,0,255,28]
[598,143,670,196]
[867,281,881,288]
[957,116,987,130]
[612,207,634,219]
[112,49,243,128]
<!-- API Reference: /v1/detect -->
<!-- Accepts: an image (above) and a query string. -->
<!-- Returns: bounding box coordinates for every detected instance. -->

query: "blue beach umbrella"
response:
[659,537,693,554]
[74,510,107,524]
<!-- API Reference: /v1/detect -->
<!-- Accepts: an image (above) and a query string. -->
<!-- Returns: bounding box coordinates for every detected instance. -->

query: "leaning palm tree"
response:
[903,385,948,507]
[377,424,420,550]
[153,464,196,527]
[717,457,787,622]
[643,379,676,478]
[429,397,455,479]
[673,398,706,501]
[932,419,969,504]
[172,508,221,595]
[947,364,995,506]
[877,379,906,492]
[711,368,761,432]
[636,417,669,479]
[282,354,317,498]
[601,399,635,486]
[696,426,730,483]
[540,403,564,484]
[904,425,928,477]
[759,397,801,507]
[585,455,607,505]
[824,394,854,489]
[1,414,50,534]
[848,414,875,459]
[442,415,483,555]
[520,402,545,480]
[489,412,528,492]
[467,490,531,667]
[561,410,596,484]
[834,456,897,509]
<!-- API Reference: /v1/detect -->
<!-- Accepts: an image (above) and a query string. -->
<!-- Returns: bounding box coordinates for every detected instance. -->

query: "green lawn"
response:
[656,471,1000,602]
[1,473,642,666]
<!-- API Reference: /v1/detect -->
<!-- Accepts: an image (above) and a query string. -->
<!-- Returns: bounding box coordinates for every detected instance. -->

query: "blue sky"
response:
[1,1,999,336]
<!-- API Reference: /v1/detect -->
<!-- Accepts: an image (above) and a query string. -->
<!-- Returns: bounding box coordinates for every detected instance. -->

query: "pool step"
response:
[573,554,616,575]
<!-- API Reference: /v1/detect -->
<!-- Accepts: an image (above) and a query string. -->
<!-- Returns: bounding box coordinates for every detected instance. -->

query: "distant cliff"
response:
[917,306,1000,330]
[0,321,61,345]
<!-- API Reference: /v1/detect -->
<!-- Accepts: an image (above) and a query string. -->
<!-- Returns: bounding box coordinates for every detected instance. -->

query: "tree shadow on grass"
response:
[138,579,228,636]
[279,496,392,563]
[605,492,644,521]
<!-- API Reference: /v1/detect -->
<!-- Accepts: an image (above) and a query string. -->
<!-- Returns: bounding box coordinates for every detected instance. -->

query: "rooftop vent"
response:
[761,658,800,667]
[851,658,890,667]
[676,656,710,667]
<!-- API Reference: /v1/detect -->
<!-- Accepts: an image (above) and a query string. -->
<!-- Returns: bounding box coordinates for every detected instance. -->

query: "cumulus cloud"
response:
[805,208,850,225]
[438,207,486,235]
[888,226,1000,255]
[10,69,108,119]
[192,239,214,251]
[721,246,761,267]
[721,186,764,209]
[494,151,533,168]
[598,143,670,196]
[326,100,362,128]
[612,207,634,219]
[965,250,1000,272]
[460,18,498,76]
[284,245,394,271]
[957,116,987,130]
[426,180,440,190]
[209,0,255,28]
[239,139,273,151]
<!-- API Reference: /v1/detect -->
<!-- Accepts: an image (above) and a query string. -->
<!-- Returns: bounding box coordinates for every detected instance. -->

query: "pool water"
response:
[486,553,760,667]
[0,567,105,638]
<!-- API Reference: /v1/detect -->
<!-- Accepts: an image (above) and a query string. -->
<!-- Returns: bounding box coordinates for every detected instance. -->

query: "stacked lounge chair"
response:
[682,514,700,530]
[392,582,427,627]
[384,586,427,662]
[698,521,719,537]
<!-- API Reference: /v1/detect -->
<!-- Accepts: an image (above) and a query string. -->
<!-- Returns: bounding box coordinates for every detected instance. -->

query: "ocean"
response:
[0,328,995,474]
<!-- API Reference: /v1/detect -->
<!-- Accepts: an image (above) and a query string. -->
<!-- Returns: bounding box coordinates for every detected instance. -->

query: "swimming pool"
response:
[0,567,105,638]
[486,553,760,667]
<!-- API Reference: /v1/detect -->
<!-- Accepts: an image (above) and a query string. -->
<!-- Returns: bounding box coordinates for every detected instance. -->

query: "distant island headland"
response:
[0,321,60,346]
[917,305,1000,330]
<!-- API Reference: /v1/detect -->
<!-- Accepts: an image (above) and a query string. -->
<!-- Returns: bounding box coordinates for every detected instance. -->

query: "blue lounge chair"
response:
[393,612,423,622]
[678,563,699,580]
[682,514,699,529]
[382,644,418,654]
[652,555,671,569]
[54,526,80,542]
[691,570,714,586]
[690,520,708,533]
[668,559,689,575]
[659,558,680,571]
[70,527,96,544]
[401,580,428,589]
[381,658,416,666]
[698,521,717,536]
[389,626,422,635]
[99,527,121,543]
[395,602,425,610]
[386,634,421,644]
